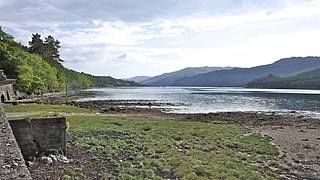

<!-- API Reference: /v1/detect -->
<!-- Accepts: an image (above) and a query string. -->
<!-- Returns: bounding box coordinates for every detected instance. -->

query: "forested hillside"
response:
[247,68,320,89]
[0,27,139,94]
[174,57,320,87]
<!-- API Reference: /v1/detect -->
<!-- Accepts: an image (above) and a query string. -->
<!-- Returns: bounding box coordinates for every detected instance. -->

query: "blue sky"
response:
[1,0,320,78]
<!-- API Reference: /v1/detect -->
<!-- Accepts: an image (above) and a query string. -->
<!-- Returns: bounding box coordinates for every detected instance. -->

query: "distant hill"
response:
[141,67,234,86]
[125,76,151,83]
[174,57,320,87]
[247,67,320,89]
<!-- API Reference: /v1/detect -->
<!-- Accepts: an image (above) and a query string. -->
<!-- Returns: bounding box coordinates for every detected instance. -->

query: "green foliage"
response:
[64,68,141,90]
[3,103,96,114]
[247,68,320,89]
[29,33,63,68]
[66,116,280,179]
[0,28,61,94]
[16,53,60,94]
[5,103,281,179]
[0,27,140,94]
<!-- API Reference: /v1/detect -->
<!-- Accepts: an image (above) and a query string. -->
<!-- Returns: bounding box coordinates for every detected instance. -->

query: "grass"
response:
[3,103,96,113]
[3,103,97,119]
[66,116,280,179]
[3,104,281,179]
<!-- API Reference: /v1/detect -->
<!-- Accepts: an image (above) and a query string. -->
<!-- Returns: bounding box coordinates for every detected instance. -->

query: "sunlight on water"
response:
[81,87,320,116]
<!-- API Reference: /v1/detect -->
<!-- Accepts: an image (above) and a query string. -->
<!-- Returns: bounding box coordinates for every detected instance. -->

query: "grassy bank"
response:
[3,104,96,114]
[3,103,96,119]
[4,104,281,179]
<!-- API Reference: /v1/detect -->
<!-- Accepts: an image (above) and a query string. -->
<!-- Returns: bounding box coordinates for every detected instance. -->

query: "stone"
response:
[12,162,19,168]
[56,154,70,163]
[40,156,53,164]
[26,161,34,167]
[109,106,117,111]
[49,154,58,162]
[13,157,21,161]
[2,165,11,169]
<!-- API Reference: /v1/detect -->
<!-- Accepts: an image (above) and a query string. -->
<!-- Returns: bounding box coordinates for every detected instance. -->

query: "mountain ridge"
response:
[124,76,151,83]
[173,57,320,87]
[142,66,234,86]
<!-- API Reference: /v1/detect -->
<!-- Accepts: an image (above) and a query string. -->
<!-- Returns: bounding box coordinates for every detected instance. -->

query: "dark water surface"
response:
[80,87,320,117]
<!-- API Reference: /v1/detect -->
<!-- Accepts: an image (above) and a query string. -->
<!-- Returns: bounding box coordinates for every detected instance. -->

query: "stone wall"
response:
[0,79,16,102]
[0,103,32,179]
[9,117,67,159]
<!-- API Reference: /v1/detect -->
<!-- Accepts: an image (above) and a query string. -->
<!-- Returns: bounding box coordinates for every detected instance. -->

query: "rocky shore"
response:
[7,91,320,179]
[67,100,320,179]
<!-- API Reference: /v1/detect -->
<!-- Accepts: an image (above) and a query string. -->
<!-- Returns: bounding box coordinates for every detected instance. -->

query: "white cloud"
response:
[2,0,320,78]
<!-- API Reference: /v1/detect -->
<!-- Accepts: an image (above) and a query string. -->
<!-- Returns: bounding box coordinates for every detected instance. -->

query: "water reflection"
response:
[81,87,320,114]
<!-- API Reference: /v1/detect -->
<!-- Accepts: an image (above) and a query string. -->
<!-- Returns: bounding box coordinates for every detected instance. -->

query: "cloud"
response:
[1,0,317,24]
[1,0,320,78]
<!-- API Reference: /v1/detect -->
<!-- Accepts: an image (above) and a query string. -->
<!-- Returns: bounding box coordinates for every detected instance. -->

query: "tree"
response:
[29,34,63,67]
[44,35,63,63]
[29,33,44,55]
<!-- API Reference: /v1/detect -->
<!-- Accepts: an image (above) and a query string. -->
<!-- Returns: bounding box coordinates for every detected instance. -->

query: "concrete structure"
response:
[0,103,32,179]
[0,70,16,103]
[0,70,7,81]
[9,117,67,159]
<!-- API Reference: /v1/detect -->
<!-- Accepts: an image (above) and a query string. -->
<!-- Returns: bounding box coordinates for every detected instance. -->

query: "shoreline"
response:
[66,100,320,178]
[15,93,320,178]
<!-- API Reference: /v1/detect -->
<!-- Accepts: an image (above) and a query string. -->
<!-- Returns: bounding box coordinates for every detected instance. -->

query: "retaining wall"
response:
[0,103,32,179]
[9,117,67,159]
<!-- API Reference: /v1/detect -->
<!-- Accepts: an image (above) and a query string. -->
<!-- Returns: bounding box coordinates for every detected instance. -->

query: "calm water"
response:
[80,87,320,116]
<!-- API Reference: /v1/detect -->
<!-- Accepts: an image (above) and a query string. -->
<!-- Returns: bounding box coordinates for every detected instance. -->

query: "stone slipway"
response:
[0,103,31,180]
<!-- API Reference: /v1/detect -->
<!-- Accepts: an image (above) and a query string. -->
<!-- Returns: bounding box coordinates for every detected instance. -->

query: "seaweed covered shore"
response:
[66,100,320,179]
[4,94,320,179]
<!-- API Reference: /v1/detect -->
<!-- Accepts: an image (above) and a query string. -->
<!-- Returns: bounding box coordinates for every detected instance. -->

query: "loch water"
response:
[80,87,320,117]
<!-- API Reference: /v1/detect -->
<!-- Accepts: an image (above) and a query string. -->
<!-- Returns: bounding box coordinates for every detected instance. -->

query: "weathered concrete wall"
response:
[9,117,67,159]
[0,103,32,179]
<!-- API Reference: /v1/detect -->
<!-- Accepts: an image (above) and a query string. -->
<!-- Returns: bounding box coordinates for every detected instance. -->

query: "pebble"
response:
[2,164,11,168]
[40,156,53,164]
[12,162,19,167]
[13,157,21,161]
[19,174,26,177]
[26,161,34,167]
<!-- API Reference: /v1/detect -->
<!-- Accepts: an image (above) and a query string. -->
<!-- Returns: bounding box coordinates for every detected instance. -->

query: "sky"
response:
[1,0,320,78]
